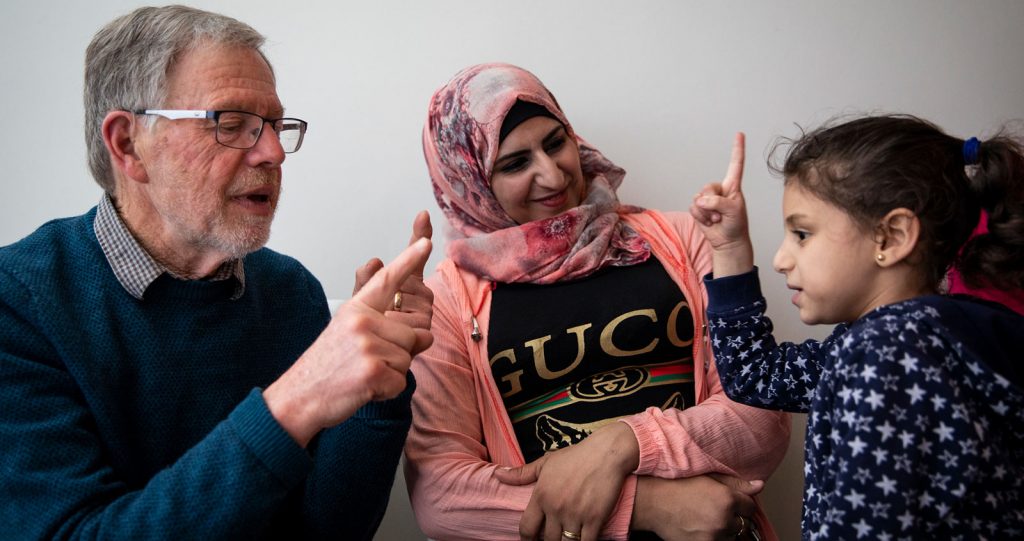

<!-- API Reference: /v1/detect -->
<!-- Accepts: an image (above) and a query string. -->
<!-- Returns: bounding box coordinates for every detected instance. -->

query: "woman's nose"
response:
[532,153,563,189]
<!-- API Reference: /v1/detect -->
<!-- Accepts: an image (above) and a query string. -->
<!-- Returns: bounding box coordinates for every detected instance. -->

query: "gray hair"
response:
[84,5,271,193]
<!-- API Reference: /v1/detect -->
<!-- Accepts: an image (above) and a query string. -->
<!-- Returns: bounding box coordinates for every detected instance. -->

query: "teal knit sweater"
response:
[0,208,413,540]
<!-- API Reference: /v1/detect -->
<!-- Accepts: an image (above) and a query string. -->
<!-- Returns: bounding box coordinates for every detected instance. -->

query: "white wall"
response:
[3,2,1023,539]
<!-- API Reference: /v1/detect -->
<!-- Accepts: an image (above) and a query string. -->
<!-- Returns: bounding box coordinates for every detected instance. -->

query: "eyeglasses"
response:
[133,109,308,153]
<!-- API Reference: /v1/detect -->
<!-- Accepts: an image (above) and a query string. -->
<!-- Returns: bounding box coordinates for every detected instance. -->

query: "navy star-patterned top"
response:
[704,270,1024,541]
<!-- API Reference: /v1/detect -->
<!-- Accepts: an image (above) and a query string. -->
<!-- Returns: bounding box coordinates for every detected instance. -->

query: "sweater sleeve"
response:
[403,272,637,541]
[291,268,414,539]
[622,360,793,481]
[299,373,414,539]
[704,269,845,413]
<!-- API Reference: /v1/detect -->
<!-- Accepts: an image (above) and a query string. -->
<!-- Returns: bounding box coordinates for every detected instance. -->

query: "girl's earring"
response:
[875,253,886,263]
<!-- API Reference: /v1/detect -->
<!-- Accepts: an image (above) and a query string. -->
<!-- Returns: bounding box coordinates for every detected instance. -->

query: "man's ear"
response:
[873,208,920,267]
[102,110,148,183]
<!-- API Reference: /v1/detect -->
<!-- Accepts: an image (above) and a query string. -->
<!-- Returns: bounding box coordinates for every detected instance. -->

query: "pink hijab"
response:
[423,63,650,284]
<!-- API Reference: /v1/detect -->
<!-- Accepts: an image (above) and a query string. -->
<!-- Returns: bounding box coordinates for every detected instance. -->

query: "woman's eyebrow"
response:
[495,148,529,165]
[541,125,565,143]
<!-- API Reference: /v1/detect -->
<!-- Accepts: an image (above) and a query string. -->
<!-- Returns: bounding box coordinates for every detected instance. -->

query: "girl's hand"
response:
[493,422,640,541]
[689,133,755,277]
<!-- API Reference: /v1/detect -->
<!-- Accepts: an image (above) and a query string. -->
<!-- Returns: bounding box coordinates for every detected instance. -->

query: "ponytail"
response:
[957,134,1024,291]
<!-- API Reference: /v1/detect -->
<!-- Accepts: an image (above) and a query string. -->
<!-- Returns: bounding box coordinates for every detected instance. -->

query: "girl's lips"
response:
[790,288,802,306]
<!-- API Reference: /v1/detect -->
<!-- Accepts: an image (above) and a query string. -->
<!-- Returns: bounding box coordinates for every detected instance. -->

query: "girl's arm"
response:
[689,132,838,412]
[704,270,845,413]
[620,210,792,481]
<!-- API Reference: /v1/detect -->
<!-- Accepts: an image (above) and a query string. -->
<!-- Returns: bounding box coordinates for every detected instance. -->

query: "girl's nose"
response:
[772,243,791,274]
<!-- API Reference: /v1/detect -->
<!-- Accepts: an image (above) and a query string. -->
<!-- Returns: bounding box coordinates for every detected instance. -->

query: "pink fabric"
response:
[422,63,650,284]
[404,210,792,541]
[947,212,1024,314]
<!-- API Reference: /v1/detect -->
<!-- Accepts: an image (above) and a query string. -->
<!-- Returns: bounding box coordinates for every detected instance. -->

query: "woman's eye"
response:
[544,137,566,154]
[499,158,528,174]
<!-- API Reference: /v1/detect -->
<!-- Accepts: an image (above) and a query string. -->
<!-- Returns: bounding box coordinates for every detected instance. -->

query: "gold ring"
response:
[392,291,403,311]
[736,515,750,538]
[561,531,581,540]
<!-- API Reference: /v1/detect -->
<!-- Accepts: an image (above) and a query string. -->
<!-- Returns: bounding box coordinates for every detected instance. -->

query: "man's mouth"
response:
[231,186,277,215]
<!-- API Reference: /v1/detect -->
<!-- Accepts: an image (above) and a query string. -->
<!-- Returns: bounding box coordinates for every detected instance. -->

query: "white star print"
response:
[853,518,872,538]
[876,475,898,496]
[898,354,919,373]
[905,384,926,404]
[933,422,955,442]
[877,421,896,441]
[865,389,885,410]
[848,436,868,457]
[898,430,915,448]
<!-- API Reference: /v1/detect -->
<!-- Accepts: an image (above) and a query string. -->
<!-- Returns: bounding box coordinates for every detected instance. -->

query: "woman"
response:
[404,63,790,541]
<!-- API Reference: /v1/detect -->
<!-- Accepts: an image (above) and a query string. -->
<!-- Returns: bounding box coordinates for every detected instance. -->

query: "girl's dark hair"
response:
[770,114,1024,291]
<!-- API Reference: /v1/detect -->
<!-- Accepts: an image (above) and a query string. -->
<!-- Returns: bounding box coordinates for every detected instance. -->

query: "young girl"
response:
[690,116,1024,539]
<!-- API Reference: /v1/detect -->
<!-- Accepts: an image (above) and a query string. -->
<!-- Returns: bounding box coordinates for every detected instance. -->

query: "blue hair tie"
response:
[963,137,981,165]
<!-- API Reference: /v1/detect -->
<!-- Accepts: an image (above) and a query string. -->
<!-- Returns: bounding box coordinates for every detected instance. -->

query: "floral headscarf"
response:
[423,63,649,284]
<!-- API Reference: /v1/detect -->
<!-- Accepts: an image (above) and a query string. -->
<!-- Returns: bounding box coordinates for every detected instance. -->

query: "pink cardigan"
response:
[404,210,791,540]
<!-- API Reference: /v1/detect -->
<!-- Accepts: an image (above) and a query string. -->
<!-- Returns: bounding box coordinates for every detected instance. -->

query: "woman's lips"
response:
[534,190,568,208]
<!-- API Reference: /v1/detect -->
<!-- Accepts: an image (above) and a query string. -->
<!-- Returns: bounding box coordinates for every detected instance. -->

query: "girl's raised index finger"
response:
[723,132,745,195]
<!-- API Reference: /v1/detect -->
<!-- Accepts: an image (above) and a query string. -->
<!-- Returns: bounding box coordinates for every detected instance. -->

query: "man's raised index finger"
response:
[407,211,433,277]
[353,237,432,313]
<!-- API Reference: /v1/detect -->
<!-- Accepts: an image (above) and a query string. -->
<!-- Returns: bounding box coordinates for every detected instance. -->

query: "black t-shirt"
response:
[488,257,696,463]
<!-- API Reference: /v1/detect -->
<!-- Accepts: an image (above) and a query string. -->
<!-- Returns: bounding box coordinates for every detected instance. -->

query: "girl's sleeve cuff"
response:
[704,269,764,315]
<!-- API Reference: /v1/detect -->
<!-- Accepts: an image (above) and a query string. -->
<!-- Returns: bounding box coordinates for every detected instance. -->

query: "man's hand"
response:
[352,211,434,355]
[264,236,432,447]
[689,132,755,277]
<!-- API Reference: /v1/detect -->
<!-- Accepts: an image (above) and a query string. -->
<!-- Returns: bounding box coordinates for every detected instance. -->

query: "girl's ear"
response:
[874,208,920,267]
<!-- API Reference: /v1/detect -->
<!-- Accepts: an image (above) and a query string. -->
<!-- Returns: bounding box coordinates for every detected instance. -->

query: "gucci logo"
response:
[571,367,648,400]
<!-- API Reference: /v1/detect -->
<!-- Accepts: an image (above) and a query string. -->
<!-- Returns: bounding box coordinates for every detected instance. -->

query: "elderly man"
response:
[0,6,431,539]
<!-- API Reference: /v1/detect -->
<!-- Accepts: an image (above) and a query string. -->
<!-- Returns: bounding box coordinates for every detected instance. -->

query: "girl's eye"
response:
[793,230,809,242]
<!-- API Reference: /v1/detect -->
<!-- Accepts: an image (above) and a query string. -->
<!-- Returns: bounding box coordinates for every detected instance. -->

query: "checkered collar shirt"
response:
[93,194,246,300]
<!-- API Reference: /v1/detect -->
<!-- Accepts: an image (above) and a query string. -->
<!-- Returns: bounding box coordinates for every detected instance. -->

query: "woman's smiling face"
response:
[490,116,585,224]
